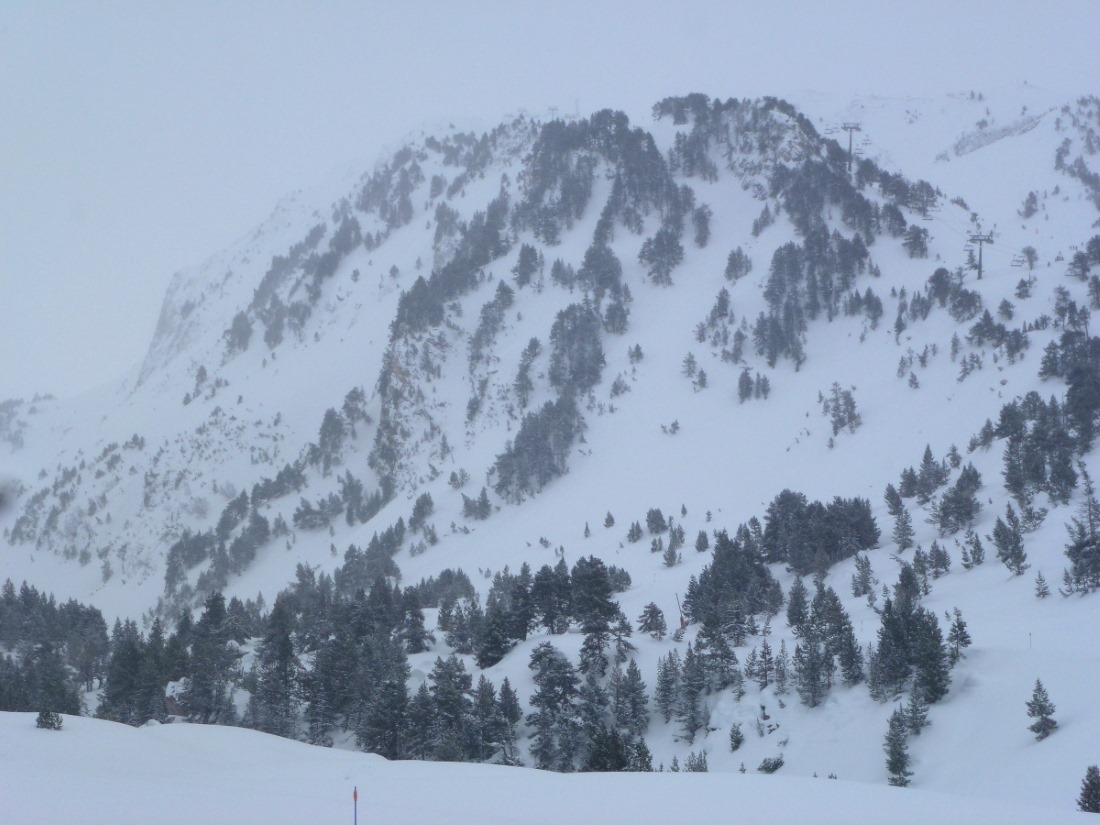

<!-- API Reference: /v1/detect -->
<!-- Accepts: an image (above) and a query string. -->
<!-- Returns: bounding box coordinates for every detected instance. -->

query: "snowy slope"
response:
[2,89,1099,817]
[2,712,1093,825]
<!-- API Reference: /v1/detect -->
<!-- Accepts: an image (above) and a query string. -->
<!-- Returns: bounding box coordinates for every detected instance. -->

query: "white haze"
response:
[1,0,1097,400]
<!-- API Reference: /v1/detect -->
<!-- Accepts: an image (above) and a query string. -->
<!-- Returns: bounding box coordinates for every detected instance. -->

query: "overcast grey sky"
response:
[2,0,1097,400]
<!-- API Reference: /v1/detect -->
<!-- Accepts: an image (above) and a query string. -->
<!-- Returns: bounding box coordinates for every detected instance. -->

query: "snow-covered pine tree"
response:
[893,508,915,551]
[945,607,972,666]
[992,504,1029,575]
[1079,764,1100,813]
[884,707,913,787]
[729,721,744,752]
[1034,570,1051,599]
[36,710,62,730]
[1026,678,1058,741]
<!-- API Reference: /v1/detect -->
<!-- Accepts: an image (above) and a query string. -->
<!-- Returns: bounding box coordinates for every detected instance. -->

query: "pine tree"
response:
[1079,764,1100,813]
[677,644,707,743]
[912,609,951,704]
[992,504,1029,575]
[1034,571,1051,599]
[773,640,791,696]
[245,596,300,738]
[684,750,709,772]
[945,608,972,666]
[905,690,930,735]
[577,670,610,746]
[835,619,865,687]
[916,444,947,503]
[1065,463,1100,592]
[696,621,740,693]
[756,639,775,690]
[611,659,649,737]
[97,620,146,724]
[743,648,759,685]
[695,530,710,553]
[609,612,636,666]
[928,541,951,578]
[403,685,435,759]
[884,707,913,786]
[497,677,523,765]
[583,725,628,772]
[636,603,667,640]
[786,577,810,637]
[851,553,875,597]
[136,617,167,723]
[1026,678,1058,741]
[893,508,915,552]
[181,592,239,725]
[429,654,476,760]
[729,721,745,752]
[570,555,618,634]
[471,675,506,762]
[884,483,904,517]
[654,650,680,723]
[526,643,580,770]
[962,529,985,568]
[36,709,63,730]
[628,738,654,772]
[400,589,435,654]
[866,643,885,701]
[793,633,834,708]
[579,630,610,678]
[356,636,410,759]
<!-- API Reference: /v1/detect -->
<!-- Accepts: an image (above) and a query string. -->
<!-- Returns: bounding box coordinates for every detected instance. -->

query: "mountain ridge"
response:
[2,88,1099,814]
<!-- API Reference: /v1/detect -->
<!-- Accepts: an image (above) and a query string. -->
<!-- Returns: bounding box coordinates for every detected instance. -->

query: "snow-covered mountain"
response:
[3,87,1100,817]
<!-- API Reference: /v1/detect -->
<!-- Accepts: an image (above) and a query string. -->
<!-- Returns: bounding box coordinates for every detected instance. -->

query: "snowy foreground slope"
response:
[2,712,1091,825]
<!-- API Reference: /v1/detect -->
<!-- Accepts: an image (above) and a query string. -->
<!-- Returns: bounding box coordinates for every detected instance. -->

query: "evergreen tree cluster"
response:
[165,488,279,595]
[577,242,631,333]
[492,395,582,503]
[896,444,951,506]
[243,220,339,351]
[235,550,646,767]
[0,580,103,715]
[977,391,1079,508]
[1063,464,1100,593]
[821,382,862,436]
[548,303,606,395]
[922,266,984,325]
[526,641,651,771]
[785,579,864,706]
[737,368,771,403]
[761,490,879,575]
[162,454,374,602]
[683,528,784,631]
[866,567,959,704]
[648,94,946,372]
[511,243,543,288]
[389,188,512,340]
[468,281,516,370]
[516,109,671,247]
[334,523,407,598]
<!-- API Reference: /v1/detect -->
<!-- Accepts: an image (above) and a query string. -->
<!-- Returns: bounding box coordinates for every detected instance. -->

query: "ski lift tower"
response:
[968,232,994,280]
[841,123,862,173]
